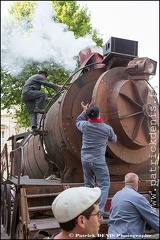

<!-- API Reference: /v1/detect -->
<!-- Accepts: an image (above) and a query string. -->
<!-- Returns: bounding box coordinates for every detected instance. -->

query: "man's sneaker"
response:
[27,127,42,135]
[32,129,48,136]
[33,108,45,114]
[27,128,34,134]
[33,129,43,134]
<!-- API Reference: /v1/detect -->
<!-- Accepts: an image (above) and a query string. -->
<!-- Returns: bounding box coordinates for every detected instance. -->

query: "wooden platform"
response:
[9,176,61,186]
[8,176,85,187]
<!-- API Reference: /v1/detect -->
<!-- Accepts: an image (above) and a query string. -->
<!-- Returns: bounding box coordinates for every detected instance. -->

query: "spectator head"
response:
[52,187,102,235]
[52,186,101,223]
[124,172,140,191]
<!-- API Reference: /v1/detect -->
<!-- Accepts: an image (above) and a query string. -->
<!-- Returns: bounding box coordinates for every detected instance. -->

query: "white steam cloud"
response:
[1,1,96,77]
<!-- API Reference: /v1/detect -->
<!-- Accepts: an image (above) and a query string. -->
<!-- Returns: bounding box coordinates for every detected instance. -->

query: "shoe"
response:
[32,129,48,136]
[27,128,39,134]
[33,129,43,134]
[31,128,43,135]
[27,128,34,134]
[33,108,45,114]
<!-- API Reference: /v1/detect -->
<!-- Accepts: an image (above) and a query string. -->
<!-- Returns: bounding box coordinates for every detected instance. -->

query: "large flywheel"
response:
[92,67,159,164]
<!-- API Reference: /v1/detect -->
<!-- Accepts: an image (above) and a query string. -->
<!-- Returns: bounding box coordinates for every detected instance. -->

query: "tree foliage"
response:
[1,0,103,128]
[8,1,37,21]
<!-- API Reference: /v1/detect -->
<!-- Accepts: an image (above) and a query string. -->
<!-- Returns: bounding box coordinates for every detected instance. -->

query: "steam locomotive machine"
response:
[1,37,159,239]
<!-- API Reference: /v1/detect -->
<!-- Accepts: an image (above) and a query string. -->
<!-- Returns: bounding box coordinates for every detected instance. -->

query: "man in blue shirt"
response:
[107,172,159,239]
[76,101,117,216]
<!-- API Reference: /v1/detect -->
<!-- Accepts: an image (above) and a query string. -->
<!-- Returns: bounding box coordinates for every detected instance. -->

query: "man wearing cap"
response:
[51,186,103,239]
[21,70,63,132]
[107,172,159,239]
[76,102,117,216]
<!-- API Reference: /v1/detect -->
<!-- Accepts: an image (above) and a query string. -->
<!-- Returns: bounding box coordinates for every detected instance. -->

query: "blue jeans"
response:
[21,90,47,128]
[82,161,110,213]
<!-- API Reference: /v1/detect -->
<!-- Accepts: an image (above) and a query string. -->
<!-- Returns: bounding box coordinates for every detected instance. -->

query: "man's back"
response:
[108,184,159,238]
[76,112,117,162]
[22,74,43,92]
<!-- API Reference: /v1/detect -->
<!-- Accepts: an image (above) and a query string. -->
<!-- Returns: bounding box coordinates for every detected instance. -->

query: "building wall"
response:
[1,109,27,179]
[1,109,27,152]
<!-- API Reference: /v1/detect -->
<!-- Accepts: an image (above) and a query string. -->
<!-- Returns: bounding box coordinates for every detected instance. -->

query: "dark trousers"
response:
[21,90,47,128]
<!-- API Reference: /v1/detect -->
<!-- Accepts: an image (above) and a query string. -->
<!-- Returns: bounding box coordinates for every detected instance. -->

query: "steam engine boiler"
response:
[1,37,159,239]
[21,37,159,184]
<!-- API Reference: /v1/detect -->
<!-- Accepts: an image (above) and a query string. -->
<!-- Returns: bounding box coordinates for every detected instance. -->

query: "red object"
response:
[105,198,112,211]
[79,46,103,65]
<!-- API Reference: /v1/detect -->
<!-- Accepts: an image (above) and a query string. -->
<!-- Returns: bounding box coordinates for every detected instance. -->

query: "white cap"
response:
[52,187,101,223]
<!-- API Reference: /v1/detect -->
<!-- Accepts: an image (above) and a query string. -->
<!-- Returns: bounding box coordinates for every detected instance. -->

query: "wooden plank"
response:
[109,181,155,195]
[26,192,60,198]
[9,176,62,186]
[28,205,52,211]
[28,218,59,229]
[27,218,60,239]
